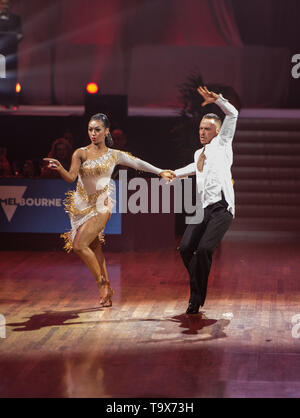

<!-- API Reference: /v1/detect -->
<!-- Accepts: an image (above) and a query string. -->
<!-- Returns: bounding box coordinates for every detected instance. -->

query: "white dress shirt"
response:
[174,94,238,217]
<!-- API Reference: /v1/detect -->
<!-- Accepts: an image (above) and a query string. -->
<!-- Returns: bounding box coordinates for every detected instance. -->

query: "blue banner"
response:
[0,179,121,234]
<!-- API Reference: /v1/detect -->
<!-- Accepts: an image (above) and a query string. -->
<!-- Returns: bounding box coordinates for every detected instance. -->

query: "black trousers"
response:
[179,194,233,307]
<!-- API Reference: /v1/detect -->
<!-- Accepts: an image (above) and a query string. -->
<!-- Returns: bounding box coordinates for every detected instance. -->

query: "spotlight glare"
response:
[16,83,22,93]
[86,83,99,94]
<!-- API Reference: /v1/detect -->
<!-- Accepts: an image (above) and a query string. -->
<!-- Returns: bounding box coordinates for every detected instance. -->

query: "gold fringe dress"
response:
[61,147,163,252]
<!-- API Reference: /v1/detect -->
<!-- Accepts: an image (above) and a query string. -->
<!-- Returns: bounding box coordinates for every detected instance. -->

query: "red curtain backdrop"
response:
[8,0,291,107]
[56,0,126,46]
[52,0,243,104]
[55,0,241,47]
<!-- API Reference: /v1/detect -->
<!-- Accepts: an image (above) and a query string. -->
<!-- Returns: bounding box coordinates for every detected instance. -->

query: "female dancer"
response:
[44,113,172,308]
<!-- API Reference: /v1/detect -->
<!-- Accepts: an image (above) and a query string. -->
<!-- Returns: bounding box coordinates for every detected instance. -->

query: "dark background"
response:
[1,0,300,165]
[1,0,300,249]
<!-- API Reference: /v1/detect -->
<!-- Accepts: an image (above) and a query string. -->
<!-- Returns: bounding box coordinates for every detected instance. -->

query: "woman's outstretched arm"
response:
[43,148,83,183]
[116,150,174,180]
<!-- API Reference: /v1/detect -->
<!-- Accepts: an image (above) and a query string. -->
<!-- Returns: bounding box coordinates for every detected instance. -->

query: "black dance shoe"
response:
[186,302,200,314]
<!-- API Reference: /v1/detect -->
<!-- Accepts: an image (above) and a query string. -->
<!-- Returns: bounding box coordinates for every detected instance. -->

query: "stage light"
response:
[16,82,21,93]
[86,82,99,94]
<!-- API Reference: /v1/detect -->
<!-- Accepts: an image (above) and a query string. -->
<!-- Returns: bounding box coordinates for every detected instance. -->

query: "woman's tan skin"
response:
[44,119,174,305]
[44,120,114,305]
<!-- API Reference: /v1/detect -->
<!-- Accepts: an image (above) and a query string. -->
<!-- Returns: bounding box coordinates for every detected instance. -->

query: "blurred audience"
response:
[11,160,22,177]
[63,128,75,147]
[0,148,41,178]
[41,137,73,178]
[1,128,128,180]
[111,129,127,151]
[23,159,35,178]
[0,147,11,177]
[110,129,131,179]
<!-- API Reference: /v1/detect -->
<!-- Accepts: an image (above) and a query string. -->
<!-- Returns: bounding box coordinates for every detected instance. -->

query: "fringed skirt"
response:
[61,181,114,252]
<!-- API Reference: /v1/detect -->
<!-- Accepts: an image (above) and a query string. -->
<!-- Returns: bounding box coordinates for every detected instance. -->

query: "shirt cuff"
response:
[215,93,228,105]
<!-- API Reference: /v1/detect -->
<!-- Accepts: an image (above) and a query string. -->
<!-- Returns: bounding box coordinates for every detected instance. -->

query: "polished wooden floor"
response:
[0,238,300,398]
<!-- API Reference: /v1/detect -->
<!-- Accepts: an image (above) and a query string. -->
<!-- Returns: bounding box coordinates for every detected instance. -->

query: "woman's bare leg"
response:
[73,212,113,305]
[90,239,112,305]
[90,239,109,283]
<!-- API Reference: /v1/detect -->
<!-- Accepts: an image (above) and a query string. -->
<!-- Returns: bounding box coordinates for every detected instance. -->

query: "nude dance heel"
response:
[99,286,114,308]
[97,276,114,307]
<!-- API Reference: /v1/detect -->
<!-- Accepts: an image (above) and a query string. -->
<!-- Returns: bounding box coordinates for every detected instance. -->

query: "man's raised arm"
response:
[215,94,238,144]
[198,86,238,144]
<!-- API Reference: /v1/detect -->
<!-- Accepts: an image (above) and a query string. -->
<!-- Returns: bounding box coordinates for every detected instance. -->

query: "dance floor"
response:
[0,238,300,398]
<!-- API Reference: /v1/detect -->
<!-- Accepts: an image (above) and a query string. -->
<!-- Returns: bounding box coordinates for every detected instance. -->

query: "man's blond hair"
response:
[202,113,222,130]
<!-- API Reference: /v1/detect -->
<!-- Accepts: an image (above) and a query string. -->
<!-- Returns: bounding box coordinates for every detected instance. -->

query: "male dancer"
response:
[172,86,238,314]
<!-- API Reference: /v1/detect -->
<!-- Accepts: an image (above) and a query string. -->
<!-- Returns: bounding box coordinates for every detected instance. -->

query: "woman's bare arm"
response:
[43,148,83,183]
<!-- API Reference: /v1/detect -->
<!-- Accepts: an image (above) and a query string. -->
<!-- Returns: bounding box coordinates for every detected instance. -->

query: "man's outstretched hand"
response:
[197,86,219,107]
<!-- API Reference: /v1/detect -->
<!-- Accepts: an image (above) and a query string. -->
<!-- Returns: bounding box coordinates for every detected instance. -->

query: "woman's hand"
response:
[160,170,176,182]
[43,158,63,171]
[43,149,81,183]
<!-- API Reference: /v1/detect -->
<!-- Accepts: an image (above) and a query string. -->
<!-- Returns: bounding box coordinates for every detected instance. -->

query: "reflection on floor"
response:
[0,239,300,398]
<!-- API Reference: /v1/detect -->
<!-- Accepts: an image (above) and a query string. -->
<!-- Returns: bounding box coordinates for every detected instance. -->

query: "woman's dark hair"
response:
[89,113,114,147]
